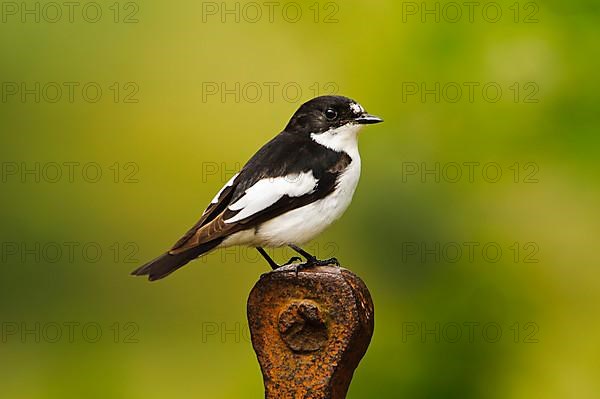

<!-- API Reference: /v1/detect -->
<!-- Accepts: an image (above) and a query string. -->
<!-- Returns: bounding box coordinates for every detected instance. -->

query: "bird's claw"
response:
[293,257,340,276]
[282,256,302,266]
[319,257,340,267]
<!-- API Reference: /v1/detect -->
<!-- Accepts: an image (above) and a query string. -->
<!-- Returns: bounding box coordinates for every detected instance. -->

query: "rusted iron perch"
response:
[247,264,375,399]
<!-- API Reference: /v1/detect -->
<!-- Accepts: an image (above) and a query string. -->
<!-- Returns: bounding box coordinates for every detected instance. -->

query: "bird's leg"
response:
[256,247,300,270]
[288,244,340,273]
[256,247,278,270]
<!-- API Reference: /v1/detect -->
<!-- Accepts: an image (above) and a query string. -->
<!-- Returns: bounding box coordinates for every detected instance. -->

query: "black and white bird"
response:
[132,95,383,281]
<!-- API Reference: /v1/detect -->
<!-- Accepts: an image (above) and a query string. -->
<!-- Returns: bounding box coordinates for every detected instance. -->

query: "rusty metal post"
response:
[247,264,375,399]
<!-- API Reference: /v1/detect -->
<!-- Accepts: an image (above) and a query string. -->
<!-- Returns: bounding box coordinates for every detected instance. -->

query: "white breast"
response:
[254,155,361,246]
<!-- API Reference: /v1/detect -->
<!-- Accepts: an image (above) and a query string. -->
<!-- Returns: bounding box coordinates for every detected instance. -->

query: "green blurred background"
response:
[1,0,599,398]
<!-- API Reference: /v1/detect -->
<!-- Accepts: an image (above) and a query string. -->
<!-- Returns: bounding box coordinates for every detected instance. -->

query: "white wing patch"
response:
[224,171,318,224]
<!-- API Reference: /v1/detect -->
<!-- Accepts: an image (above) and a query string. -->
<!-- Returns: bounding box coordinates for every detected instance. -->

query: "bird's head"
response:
[285,95,383,134]
[285,95,383,152]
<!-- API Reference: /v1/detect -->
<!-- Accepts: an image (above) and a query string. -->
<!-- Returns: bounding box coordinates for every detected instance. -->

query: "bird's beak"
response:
[355,113,384,125]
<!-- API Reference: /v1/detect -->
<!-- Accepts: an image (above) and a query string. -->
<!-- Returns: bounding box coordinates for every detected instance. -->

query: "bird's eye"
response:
[325,109,338,120]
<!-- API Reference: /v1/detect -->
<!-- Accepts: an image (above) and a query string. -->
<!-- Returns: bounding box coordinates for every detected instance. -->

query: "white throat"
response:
[310,123,363,159]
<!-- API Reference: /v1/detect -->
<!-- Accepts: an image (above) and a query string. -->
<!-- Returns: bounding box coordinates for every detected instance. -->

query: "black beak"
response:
[355,113,384,125]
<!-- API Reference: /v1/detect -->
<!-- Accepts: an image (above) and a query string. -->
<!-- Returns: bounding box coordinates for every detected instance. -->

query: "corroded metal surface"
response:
[247,265,375,399]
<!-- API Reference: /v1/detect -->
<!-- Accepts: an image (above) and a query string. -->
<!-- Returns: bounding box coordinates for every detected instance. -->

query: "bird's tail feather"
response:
[131,240,221,281]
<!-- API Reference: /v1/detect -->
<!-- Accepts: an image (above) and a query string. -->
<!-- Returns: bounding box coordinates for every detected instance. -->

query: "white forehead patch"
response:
[350,102,364,115]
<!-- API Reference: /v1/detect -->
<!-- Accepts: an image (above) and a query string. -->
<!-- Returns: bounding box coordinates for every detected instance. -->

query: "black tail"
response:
[131,241,221,281]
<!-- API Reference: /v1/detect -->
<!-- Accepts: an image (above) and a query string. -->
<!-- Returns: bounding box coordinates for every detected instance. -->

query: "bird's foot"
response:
[322,257,340,267]
[293,257,340,276]
[310,257,340,267]
[281,256,302,267]
[269,257,302,273]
